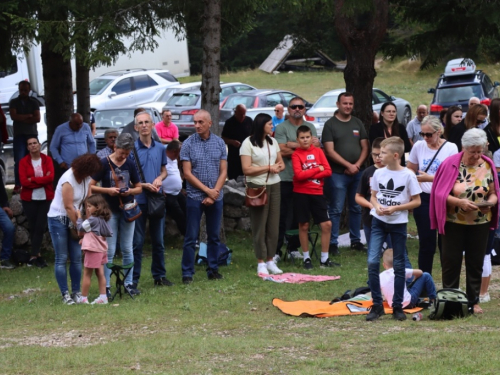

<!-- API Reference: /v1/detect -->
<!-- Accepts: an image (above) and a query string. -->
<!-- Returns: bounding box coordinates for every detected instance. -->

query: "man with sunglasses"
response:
[272,104,285,132]
[96,129,118,158]
[322,92,369,255]
[274,97,320,262]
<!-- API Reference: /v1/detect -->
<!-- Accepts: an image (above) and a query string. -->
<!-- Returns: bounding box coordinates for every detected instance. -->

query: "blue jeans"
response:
[0,208,15,260]
[182,197,223,278]
[106,211,135,287]
[408,272,437,307]
[368,217,407,308]
[13,134,32,187]
[132,204,166,285]
[327,172,362,246]
[48,216,82,295]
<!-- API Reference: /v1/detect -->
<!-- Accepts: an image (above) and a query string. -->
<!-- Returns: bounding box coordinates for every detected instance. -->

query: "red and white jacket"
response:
[19,153,55,201]
[291,145,332,195]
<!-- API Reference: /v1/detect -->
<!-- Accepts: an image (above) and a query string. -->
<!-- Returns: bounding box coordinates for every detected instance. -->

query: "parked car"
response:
[162,82,256,138]
[89,69,180,111]
[218,89,314,127]
[139,81,203,113]
[306,88,412,137]
[93,107,162,150]
[428,58,499,116]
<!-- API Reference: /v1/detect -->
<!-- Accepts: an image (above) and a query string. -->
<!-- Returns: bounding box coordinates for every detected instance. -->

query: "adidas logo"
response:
[379,179,405,198]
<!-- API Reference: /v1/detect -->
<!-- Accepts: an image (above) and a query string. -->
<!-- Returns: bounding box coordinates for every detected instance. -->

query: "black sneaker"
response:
[351,242,367,251]
[303,258,313,270]
[392,306,407,321]
[329,243,340,256]
[125,284,141,296]
[182,276,193,285]
[154,277,174,286]
[36,257,48,268]
[106,287,112,299]
[0,259,16,269]
[366,304,385,321]
[320,258,341,268]
[207,270,223,280]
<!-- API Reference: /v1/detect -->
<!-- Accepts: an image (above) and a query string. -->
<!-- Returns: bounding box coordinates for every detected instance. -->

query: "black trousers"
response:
[165,193,186,236]
[276,181,299,255]
[22,199,52,256]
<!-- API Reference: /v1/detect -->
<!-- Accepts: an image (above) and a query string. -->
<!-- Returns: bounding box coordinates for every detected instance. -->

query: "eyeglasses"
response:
[137,121,151,125]
[419,131,437,138]
[476,119,484,125]
[274,110,281,112]
[371,153,381,158]
[289,105,305,110]
[107,136,117,139]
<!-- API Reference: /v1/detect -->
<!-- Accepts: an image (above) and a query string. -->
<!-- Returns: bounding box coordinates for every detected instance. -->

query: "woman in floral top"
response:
[431,129,500,314]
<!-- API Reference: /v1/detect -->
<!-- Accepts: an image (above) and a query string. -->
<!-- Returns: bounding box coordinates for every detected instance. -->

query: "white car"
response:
[139,81,203,113]
[88,69,180,110]
[306,88,412,137]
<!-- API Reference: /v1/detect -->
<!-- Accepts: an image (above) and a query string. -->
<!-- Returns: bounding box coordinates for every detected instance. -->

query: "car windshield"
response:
[222,95,256,109]
[166,93,200,107]
[435,84,483,103]
[89,79,114,95]
[94,109,153,129]
[314,95,339,108]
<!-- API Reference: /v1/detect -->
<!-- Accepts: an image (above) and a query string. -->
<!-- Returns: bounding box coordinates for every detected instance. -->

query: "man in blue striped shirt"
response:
[180,110,227,284]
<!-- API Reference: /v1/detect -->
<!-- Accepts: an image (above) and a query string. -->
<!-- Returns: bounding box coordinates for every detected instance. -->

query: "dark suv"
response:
[428,58,499,115]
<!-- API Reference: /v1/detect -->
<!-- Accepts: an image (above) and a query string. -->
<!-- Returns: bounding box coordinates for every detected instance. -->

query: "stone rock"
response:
[10,195,23,216]
[42,232,53,252]
[237,217,252,232]
[14,226,30,246]
[223,205,243,218]
[165,217,181,237]
[224,218,237,232]
[223,185,245,207]
[241,206,250,218]
[16,215,27,225]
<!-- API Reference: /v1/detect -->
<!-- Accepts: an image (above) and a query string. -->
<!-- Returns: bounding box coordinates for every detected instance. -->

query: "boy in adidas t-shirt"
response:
[292,125,338,270]
[365,137,422,322]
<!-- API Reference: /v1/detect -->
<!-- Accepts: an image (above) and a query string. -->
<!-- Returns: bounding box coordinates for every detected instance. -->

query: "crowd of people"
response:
[2,80,499,316]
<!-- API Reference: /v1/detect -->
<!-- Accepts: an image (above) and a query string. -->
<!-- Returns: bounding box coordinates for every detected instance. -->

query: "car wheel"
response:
[402,106,411,127]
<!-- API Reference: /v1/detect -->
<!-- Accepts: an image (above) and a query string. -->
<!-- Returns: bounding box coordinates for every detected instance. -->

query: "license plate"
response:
[171,114,180,120]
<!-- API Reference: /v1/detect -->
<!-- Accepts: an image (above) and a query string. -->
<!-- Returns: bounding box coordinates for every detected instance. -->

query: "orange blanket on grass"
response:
[272,298,423,318]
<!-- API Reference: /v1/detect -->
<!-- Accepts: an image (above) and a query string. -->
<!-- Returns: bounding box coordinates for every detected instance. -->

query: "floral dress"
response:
[447,161,494,225]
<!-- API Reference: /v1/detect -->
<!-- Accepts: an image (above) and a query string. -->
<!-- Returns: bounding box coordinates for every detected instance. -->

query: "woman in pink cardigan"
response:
[430,129,500,314]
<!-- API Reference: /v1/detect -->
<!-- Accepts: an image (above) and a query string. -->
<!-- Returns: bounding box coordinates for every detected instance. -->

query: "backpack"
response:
[196,243,232,266]
[330,287,371,304]
[428,288,472,320]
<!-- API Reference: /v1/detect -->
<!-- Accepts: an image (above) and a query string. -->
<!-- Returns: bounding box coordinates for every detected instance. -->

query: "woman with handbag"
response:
[47,153,102,305]
[19,137,54,268]
[90,133,142,297]
[240,113,284,275]
[407,116,458,274]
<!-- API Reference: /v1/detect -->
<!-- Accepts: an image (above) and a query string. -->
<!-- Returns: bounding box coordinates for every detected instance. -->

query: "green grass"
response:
[3,61,500,374]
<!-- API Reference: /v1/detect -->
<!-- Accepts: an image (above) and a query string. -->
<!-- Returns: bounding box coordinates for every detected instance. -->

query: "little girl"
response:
[76,195,113,305]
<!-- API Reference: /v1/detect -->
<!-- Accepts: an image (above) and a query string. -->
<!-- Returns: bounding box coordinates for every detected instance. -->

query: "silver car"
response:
[307,88,412,137]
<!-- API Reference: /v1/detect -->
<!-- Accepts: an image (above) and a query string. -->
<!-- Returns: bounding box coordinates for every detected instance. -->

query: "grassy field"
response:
[2,60,500,374]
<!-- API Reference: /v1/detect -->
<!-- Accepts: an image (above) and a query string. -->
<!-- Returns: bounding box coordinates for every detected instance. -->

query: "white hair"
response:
[461,128,487,149]
[421,115,443,133]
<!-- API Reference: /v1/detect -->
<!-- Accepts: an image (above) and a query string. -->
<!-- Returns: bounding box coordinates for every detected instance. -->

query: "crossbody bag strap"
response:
[132,146,146,183]
[423,141,447,173]
[107,156,124,207]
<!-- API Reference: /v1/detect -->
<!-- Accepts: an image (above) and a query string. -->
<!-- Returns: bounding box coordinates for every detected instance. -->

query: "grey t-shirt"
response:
[321,115,368,174]
[9,96,40,136]
[274,120,317,182]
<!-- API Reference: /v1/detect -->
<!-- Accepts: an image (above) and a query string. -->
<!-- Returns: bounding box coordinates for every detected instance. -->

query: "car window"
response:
[158,87,179,102]
[166,93,200,106]
[222,95,255,109]
[436,85,481,103]
[111,78,132,95]
[314,95,338,108]
[281,92,295,106]
[134,75,157,90]
[89,79,114,95]
[220,87,235,101]
[266,93,282,107]
[156,72,178,82]
[235,85,254,93]
[373,90,390,104]
[483,75,494,96]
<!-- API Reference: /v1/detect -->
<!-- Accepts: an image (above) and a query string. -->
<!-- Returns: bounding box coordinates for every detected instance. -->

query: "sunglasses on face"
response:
[476,119,484,125]
[419,131,437,138]
[289,105,305,110]
[371,153,381,158]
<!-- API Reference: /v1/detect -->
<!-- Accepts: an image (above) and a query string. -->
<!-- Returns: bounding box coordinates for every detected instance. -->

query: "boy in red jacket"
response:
[292,126,338,269]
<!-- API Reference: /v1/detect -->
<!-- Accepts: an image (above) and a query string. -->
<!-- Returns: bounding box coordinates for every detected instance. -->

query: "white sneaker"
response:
[257,264,269,275]
[91,296,108,305]
[62,292,75,305]
[273,254,281,264]
[480,293,491,303]
[71,292,86,304]
[267,262,283,275]
[290,251,303,259]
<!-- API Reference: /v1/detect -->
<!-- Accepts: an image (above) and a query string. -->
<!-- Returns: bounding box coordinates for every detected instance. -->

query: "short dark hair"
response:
[371,137,384,150]
[19,81,31,89]
[26,136,40,145]
[85,194,111,221]
[288,96,305,106]
[296,125,312,137]
[166,140,181,152]
[337,92,354,102]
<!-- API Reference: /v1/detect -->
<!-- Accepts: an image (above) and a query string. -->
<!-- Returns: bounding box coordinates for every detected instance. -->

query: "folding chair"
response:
[106,262,134,301]
[283,228,319,265]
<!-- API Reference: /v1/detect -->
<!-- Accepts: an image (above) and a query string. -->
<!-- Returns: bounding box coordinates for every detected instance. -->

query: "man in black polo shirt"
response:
[9,81,40,192]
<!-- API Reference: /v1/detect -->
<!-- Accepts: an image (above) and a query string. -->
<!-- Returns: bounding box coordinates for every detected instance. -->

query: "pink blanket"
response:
[258,272,340,284]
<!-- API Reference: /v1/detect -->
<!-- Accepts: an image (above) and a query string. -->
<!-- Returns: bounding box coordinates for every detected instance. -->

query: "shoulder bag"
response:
[245,141,270,207]
[107,157,142,222]
[132,146,166,218]
[423,141,448,173]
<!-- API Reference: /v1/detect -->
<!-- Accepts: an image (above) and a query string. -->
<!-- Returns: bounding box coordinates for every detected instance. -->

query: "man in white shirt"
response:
[406,105,428,146]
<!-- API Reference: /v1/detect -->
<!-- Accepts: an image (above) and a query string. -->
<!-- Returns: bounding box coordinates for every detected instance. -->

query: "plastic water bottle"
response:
[412,312,423,321]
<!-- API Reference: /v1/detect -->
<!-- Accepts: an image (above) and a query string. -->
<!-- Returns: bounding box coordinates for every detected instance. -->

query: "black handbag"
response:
[132,147,166,219]
[107,157,142,222]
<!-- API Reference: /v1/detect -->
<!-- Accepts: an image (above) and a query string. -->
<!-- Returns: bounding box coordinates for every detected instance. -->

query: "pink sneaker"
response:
[91,296,108,305]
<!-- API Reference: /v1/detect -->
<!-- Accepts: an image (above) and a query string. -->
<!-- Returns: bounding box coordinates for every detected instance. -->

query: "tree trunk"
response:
[75,32,90,124]
[334,0,389,135]
[200,0,222,135]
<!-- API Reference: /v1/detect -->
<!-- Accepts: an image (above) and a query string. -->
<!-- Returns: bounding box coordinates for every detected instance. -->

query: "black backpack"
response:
[428,288,473,320]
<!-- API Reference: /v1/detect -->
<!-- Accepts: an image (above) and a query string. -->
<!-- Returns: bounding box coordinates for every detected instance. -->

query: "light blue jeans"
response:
[48,216,82,296]
[106,211,135,287]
